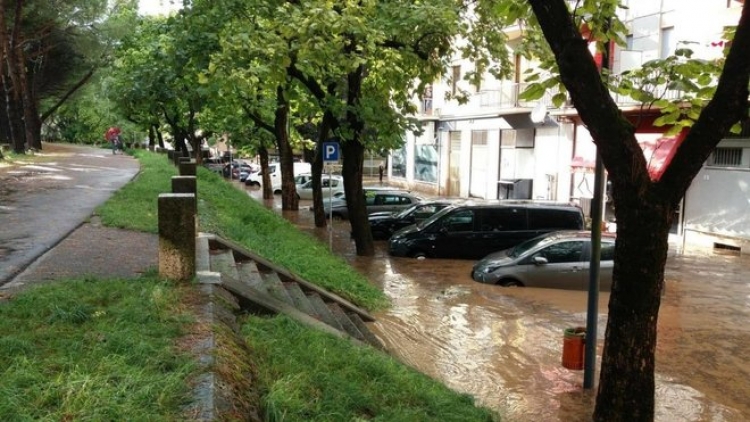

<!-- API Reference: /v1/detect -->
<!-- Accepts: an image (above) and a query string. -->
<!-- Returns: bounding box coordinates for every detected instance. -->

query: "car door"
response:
[429,208,477,259]
[523,240,586,290]
[598,240,616,291]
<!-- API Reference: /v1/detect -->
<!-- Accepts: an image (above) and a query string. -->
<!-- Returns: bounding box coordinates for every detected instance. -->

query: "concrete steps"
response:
[198,233,383,349]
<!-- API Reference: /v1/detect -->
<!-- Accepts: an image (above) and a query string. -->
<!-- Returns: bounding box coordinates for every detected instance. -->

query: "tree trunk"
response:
[275,86,299,211]
[258,146,271,197]
[594,194,671,422]
[148,124,156,150]
[528,1,750,420]
[342,63,374,256]
[341,138,374,256]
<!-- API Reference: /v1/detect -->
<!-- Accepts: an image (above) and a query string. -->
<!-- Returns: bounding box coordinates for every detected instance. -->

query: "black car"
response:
[368,199,455,239]
[388,200,585,259]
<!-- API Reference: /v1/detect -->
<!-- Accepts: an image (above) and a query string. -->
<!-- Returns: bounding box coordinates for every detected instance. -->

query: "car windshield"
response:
[393,203,420,219]
[416,205,455,229]
[507,232,565,258]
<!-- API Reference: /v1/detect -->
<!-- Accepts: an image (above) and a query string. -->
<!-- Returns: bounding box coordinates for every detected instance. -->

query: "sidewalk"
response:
[0,143,147,298]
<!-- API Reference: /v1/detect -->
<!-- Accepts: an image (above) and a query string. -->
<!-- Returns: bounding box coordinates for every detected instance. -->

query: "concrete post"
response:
[158,193,196,282]
[172,175,198,212]
[172,175,197,195]
[178,159,197,176]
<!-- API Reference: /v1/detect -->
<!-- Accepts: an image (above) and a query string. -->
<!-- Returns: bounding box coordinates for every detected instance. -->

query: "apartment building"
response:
[390,0,749,252]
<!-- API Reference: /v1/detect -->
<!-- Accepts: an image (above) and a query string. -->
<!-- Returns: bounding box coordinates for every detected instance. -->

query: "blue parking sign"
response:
[323,141,340,163]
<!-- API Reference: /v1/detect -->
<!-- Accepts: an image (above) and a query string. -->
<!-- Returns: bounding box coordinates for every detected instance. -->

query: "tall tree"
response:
[501,1,750,420]
[0,0,116,152]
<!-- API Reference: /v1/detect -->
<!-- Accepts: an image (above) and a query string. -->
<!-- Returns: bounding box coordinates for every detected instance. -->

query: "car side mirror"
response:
[533,256,548,265]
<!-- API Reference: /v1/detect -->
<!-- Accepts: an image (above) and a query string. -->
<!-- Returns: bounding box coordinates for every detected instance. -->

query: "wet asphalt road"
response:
[0,143,139,285]
[246,184,750,422]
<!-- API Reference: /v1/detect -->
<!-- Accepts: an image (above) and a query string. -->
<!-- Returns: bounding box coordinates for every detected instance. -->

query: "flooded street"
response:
[247,186,750,421]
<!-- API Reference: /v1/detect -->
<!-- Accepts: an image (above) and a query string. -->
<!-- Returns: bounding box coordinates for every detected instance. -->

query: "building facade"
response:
[389,0,749,252]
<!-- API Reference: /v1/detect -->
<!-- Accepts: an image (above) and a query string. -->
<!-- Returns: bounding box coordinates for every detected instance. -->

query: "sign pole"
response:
[328,165,333,251]
[322,141,340,252]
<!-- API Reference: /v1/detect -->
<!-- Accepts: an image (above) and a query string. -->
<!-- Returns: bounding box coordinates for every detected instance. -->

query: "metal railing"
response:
[415,77,687,116]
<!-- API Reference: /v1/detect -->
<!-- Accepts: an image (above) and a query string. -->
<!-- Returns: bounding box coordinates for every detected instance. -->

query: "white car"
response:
[296,175,345,200]
[245,162,312,193]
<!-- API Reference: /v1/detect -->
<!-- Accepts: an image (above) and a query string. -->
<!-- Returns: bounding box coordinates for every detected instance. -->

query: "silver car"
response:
[324,189,424,220]
[471,231,616,291]
[296,175,345,200]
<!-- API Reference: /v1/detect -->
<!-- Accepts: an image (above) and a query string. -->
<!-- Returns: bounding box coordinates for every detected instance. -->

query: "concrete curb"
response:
[187,234,262,421]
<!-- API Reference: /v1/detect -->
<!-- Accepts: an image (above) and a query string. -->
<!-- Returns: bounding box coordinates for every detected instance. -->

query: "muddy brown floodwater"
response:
[247,186,750,422]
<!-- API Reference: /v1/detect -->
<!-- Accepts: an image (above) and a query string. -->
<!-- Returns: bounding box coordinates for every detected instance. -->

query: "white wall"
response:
[534,124,574,201]
[684,146,750,242]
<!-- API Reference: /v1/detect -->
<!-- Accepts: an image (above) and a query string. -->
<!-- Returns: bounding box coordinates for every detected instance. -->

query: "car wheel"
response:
[412,251,428,260]
[247,181,260,189]
[331,213,344,221]
[499,279,522,288]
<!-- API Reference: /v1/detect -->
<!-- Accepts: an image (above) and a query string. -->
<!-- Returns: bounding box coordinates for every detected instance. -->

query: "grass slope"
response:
[0,275,195,420]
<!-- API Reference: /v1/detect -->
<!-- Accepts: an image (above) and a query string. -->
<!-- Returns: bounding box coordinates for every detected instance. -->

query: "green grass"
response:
[97,150,388,311]
[0,274,196,421]
[96,151,176,232]
[243,315,498,422]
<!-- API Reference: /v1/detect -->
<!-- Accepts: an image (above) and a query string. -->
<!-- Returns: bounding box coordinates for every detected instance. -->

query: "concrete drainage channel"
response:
[187,232,383,420]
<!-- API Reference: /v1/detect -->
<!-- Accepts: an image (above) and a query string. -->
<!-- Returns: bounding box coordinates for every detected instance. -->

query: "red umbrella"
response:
[105,126,121,140]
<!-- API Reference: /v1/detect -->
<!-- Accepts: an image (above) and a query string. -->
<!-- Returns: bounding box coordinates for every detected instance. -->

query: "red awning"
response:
[571,130,687,181]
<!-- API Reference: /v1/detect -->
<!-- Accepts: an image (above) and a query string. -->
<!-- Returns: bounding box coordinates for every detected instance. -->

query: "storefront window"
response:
[414,143,438,183]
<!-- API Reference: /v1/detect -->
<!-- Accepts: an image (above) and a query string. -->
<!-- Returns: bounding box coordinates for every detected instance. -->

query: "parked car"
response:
[245,162,312,193]
[471,230,615,290]
[324,189,423,220]
[368,199,455,239]
[202,157,225,174]
[388,200,585,259]
[222,161,254,179]
[296,175,345,200]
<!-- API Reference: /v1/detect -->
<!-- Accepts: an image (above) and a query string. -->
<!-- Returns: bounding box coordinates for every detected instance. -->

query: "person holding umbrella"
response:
[105,127,122,154]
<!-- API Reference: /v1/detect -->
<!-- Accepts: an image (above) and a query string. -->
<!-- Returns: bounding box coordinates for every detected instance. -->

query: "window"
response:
[538,241,584,264]
[376,194,410,206]
[451,65,461,96]
[600,241,616,261]
[660,27,675,59]
[626,34,634,50]
[414,204,441,219]
[472,130,488,146]
[708,147,743,167]
[516,129,534,148]
[442,210,474,232]
[500,130,515,148]
[478,207,527,231]
[528,209,582,230]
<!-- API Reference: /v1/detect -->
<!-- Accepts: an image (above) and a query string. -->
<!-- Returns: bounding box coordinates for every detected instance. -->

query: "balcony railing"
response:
[414,77,688,117]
